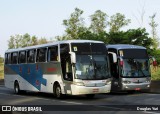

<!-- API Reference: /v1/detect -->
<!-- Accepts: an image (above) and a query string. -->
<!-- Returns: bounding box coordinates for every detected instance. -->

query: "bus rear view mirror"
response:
[69,52,76,64]
[108,52,117,63]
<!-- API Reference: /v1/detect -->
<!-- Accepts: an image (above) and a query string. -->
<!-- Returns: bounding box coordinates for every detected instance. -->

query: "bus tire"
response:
[14,81,20,94]
[54,84,64,99]
[86,94,95,99]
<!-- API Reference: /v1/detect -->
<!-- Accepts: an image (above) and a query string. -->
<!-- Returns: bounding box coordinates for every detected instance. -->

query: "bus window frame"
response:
[47,45,59,62]
[19,51,27,64]
[11,52,18,64]
[36,48,47,63]
[27,49,36,63]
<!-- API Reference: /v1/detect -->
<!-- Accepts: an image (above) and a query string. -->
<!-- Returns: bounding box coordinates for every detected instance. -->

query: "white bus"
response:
[4,40,111,98]
[106,44,151,93]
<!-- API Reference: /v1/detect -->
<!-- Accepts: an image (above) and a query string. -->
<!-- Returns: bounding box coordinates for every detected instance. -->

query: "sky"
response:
[0,0,160,57]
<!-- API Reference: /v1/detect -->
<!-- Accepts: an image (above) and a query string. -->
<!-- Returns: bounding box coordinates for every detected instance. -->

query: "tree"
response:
[125,28,153,49]
[8,34,22,49]
[108,13,131,32]
[21,33,31,47]
[149,13,159,49]
[107,28,153,50]
[89,10,108,34]
[63,7,84,39]
[8,35,16,49]
[38,38,48,44]
[31,36,38,46]
[8,33,48,49]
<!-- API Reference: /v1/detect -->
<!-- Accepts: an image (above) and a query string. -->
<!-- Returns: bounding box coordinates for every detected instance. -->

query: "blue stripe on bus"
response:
[7,64,47,90]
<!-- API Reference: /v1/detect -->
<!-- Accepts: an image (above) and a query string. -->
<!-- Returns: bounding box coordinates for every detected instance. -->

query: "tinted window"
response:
[119,49,148,59]
[71,43,106,55]
[48,46,58,61]
[37,48,47,62]
[19,51,26,63]
[27,50,35,63]
[11,52,18,64]
[5,53,11,64]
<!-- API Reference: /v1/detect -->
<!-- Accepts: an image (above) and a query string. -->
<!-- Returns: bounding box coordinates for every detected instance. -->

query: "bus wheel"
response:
[54,84,64,99]
[86,94,95,99]
[14,81,20,94]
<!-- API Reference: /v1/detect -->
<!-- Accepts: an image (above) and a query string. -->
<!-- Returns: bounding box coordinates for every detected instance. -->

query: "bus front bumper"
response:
[121,83,150,91]
[70,84,111,95]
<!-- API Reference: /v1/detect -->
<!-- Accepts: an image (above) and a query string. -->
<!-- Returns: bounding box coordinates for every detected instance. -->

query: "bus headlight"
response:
[75,82,85,86]
[123,81,131,84]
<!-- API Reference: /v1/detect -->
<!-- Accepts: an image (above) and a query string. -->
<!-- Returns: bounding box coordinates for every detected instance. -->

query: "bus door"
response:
[60,44,73,94]
[108,52,120,91]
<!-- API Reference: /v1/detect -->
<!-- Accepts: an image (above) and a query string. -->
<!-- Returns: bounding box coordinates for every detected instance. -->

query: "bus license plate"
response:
[135,88,141,90]
[93,89,99,93]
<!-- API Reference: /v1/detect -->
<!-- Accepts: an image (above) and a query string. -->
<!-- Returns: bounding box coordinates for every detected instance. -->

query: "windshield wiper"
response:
[135,60,146,77]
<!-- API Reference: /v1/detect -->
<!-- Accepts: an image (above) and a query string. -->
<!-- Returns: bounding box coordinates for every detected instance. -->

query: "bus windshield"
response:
[118,49,150,77]
[71,43,110,80]
[122,59,150,77]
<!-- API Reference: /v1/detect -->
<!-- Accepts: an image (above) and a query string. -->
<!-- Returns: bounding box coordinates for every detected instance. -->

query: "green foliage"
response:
[109,13,131,32]
[106,28,153,49]
[8,33,49,49]
[151,66,160,80]
[149,49,160,64]
[0,56,3,63]
[89,10,108,34]
[0,63,4,79]
[149,13,159,49]
[63,7,84,39]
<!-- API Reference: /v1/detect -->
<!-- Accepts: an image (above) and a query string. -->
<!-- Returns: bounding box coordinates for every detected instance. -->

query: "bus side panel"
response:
[5,62,64,94]
[4,65,39,91]
[37,62,64,93]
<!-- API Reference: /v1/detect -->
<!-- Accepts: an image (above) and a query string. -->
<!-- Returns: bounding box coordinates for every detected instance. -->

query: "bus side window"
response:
[60,44,73,81]
[19,51,26,64]
[27,50,35,63]
[48,46,58,61]
[5,53,11,64]
[11,52,18,64]
[5,53,9,64]
[37,48,47,62]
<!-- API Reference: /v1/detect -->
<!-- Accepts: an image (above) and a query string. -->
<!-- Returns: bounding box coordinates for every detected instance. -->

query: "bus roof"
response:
[5,40,104,53]
[106,44,146,50]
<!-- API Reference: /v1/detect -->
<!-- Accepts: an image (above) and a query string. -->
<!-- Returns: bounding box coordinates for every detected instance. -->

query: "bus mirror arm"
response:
[69,52,76,64]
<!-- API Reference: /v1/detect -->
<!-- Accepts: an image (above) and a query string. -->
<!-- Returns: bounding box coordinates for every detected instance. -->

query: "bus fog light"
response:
[123,81,131,84]
[125,86,128,88]
[147,85,150,87]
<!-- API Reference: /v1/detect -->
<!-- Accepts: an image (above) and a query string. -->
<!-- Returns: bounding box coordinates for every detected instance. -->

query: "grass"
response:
[151,65,160,80]
[0,63,4,79]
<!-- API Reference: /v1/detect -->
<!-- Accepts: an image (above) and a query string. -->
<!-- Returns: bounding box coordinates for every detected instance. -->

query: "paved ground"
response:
[0,85,160,114]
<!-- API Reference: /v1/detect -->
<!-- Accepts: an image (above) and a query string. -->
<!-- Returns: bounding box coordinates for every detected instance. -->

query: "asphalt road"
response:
[0,85,160,114]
